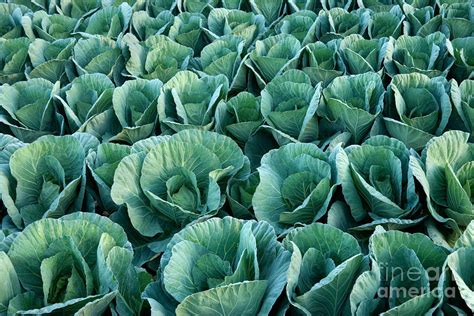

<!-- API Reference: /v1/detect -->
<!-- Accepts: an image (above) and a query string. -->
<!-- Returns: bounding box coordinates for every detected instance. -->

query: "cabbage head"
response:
[0,134,98,229]
[320,72,385,143]
[439,0,474,39]
[57,73,120,140]
[384,32,455,78]
[125,34,194,83]
[72,36,124,83]
[111,78,162,144]
[143,216,291,315]
[444,222,474,313]
[274,10,318,44]
[410,131,474,233]
[86,143,131,212]
[27,38,75,84]
[111,130,245,238]
[248,34,302,85]
[402,4,443,37]
[260,70,321,144]
[54,0,103,19]
[0,3,29,39]
[0,213,149,315]
[450,37,473,82]
[79,3,132,39]
[0,37,30,84]
[336,135,421,229]
[158,71,229,133]
[300,41,344,86]
[0,78,63,142]
[168,12,208,54]
[205,8,266,49]
[451,79,474,139]
[249,0,285,25]
[350,227,448,315]
[366,7,404,39]
[226,169,259,219]
[284,223,365,315]
[337,34,389,75]
[253,142,336,234]
[383,73,451,150]
[22,11,79,41]
[196,35,246,92]
[131,10,174,41]
[315,8,370,43]
[215,91,263,145]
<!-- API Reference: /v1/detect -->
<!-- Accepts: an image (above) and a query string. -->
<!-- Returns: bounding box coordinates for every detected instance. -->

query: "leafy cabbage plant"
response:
[0,134,98,229]
[111,130,245,238]
[260,70,321,144]
[350,227,448,315]
[320,72,385,143]
[0,78,63,142]
[402,4,442,37]
[253,143,337,233]
[0,213,149,315]
[438,0,474,39]
[78,2,132,38]
[337,34,389,75]
[195,35,246,92]
[147,0,178,15]
[300,41,344,86]
[52,0,104,19]
[0,37,30,84]
[125,34,193,83]
[384,32,455,78]
[274,10,318,44]
[131,10,174,41]
[0,3,29,39]
[27,38,75,84]
[290,0,357,12]
[72,36,124,84]
[205,8,266,49]
[176,0,215,13]
[168,12,208,54]
[444,222,474,313]
[215,91,263,145]
[57,73,121,140]
[111,78,162,143]
[22,11,79,41]
[410,131,474,235]
[287,0,323,12]
[451,79,474,139]
[143,216,291,315]
[357,0,398,12]
[249,0,285,26]
[86,143,130,212]
[158,71,229,132]
[315,8,370,43]
[336,136,421,229]
[248,34,302,85]
[366,7,404,39]
[0,133,23,221]
[450,37,473,82]
[284,223,365,314]
[383,73,451,150]
[226,168,259,219]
